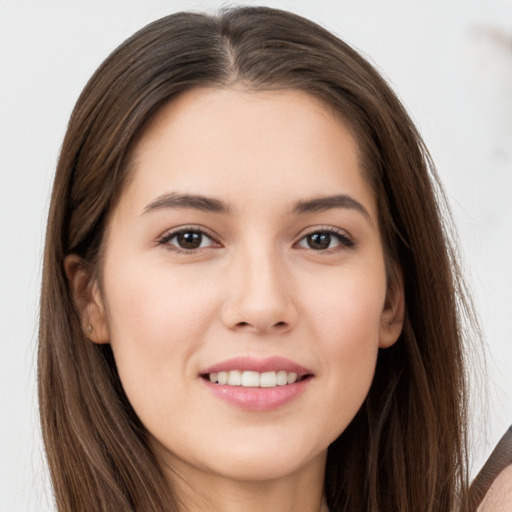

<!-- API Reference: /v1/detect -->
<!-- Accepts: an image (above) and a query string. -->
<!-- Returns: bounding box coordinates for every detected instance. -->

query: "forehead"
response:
[118,87,375,219]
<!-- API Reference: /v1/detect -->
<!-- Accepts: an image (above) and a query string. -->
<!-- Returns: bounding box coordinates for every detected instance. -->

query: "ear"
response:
[64,254,110,344]
[379,275,405,349]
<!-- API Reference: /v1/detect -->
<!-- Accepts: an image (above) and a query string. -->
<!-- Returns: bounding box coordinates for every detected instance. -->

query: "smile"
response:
[200,356,313,411]
[206,370,304,387]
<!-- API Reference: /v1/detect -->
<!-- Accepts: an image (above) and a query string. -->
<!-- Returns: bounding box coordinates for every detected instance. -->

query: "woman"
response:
[39,6,479,511]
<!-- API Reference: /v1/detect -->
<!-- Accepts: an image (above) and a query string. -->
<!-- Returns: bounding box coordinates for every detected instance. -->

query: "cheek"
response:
[305,260,387,348]
[101,260,219,407]
[302,265,385,418]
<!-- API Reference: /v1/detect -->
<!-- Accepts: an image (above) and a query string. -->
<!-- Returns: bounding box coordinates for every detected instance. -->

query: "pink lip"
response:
[201,356,312,376]
[202,378,310,411]
[200,356,313,412]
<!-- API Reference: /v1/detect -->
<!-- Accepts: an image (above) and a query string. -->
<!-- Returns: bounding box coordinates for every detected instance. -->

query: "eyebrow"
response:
[143,193,231,215]
[143,192,371,220]
[291,194,371,220]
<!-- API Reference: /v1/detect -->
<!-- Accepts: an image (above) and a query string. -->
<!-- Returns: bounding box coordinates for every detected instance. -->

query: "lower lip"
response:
[202,378,310,411]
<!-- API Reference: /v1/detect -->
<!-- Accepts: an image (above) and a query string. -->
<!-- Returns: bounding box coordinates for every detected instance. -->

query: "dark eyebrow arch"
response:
[291,194,371,220]
[143,193,231,215]
[143,192,370,221]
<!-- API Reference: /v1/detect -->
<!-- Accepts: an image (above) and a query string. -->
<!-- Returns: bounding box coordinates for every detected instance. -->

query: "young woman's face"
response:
[90,88,403,485]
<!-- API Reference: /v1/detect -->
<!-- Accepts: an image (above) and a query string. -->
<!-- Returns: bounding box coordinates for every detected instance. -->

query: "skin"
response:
[66,88,404,512]
[478,466,512,512]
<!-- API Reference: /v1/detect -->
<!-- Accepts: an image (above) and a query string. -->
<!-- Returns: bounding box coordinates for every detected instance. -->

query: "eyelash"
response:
[157,226,220,254]
[157,226,355,254]
[295,226,355,253]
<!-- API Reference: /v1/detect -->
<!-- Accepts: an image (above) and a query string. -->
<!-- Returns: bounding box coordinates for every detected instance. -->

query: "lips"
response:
[201,355,312,376]
[207,369,302,387]
[200,356,313,411]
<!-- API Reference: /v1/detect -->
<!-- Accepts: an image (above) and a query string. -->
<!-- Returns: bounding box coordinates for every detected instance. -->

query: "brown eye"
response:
[176,231,203,249]
[306,232,332,250]
[296,229,355,251]
[159,228,218,252]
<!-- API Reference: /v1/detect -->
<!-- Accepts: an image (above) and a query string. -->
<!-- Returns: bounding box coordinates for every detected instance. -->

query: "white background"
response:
[1,1,511,510]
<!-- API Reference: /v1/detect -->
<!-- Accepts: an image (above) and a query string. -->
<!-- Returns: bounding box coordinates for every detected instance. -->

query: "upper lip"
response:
[201,356,313,377]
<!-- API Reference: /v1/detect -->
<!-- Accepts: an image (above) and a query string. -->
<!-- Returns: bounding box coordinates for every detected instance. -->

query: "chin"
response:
[205,446,326,483]
[205,428,329,482]
[155,426,329,484]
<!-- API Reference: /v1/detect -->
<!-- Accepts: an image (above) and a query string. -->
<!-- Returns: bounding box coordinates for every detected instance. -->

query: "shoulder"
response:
[478,464,512,512]
[470,426,512,511]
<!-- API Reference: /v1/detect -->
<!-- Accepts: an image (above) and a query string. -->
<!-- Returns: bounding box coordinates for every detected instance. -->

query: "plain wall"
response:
[1,1,511,510]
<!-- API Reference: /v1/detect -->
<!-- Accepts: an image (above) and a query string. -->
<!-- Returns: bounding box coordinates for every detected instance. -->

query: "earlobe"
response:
[379,277,405,349]
[64,254,110,344]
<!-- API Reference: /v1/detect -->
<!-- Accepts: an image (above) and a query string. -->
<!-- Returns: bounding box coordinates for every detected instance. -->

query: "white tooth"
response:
[241,371,260,387]
[217,371,228,385]
[287,372,298,384]
[260,371,277,387]
[276,371,288,386]
[227,370,242,386]
[209,372,218,383]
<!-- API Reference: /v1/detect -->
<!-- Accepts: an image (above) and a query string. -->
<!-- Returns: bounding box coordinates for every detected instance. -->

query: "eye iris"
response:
[307,232,331,250]
[177,231,202,249]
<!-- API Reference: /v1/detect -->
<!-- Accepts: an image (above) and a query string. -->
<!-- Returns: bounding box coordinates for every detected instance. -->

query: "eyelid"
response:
[293,225,355,251]
[156,224,354,254]
[157,225,223,253]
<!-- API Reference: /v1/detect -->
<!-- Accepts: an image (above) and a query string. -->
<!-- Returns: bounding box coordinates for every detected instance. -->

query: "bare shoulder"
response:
[478,465,512,512]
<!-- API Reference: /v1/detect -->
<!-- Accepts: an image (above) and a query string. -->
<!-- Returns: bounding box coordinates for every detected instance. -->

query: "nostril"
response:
[234,320,288,330]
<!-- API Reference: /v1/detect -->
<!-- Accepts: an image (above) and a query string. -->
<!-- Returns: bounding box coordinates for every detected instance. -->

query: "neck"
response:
[162,451,328,512]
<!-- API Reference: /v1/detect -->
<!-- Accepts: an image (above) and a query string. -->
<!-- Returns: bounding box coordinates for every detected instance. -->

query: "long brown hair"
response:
[39,6,475,511]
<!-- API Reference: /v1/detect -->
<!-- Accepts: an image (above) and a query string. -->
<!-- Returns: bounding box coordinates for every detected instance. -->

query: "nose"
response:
[221,248,298,335]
